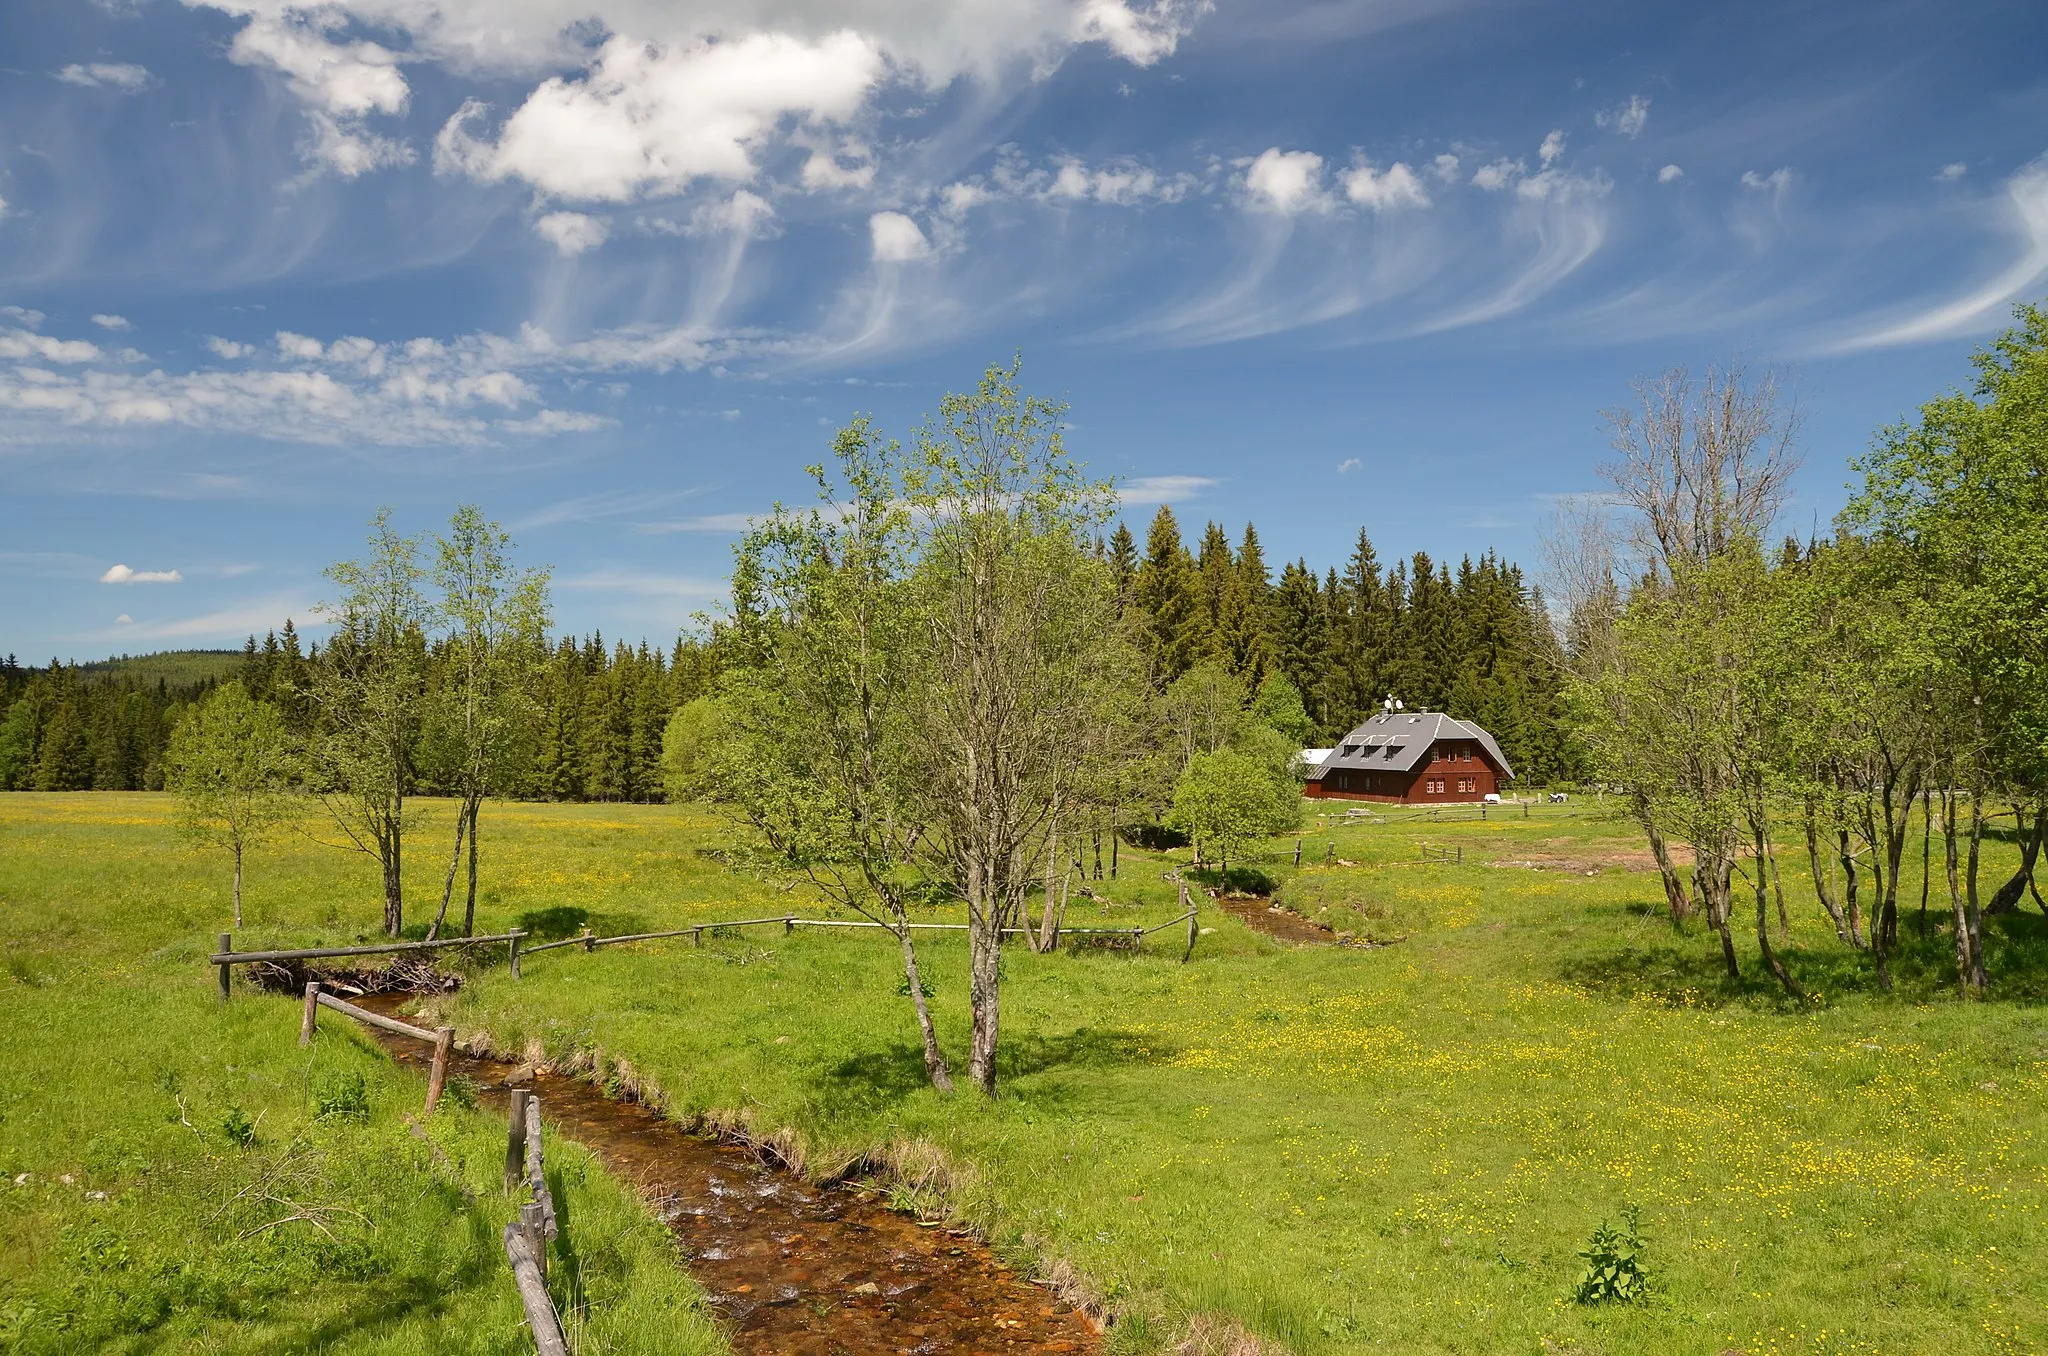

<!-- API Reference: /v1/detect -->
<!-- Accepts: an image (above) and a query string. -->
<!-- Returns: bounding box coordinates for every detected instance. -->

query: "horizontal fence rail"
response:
[212,930,528,999]
[296,981,457,1114]
[504,1087,567,1356]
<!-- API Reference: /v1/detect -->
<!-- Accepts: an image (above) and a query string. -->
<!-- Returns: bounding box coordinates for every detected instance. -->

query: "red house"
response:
[1302,711,1514,804]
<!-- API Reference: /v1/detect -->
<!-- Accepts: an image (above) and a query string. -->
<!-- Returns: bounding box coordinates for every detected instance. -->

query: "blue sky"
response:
[3,0,2045,662]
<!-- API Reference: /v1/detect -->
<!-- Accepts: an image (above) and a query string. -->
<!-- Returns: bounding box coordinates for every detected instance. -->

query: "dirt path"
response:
[358,995,1097,1356]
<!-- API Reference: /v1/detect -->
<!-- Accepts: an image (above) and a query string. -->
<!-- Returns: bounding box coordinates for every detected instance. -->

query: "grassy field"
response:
[2,792,2044,1355]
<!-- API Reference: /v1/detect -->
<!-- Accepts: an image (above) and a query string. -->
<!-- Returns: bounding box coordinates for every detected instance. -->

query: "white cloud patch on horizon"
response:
[1935,162,1967,182]
[1595,95,1649,138]
[1118,473,1218,505]
[90,314,132,331]
[1336,456,1361,473]
[70,593,318,646]
[1244,148,1327,213]
[55,62,154,91]
[1539,130,1566,166]
[870,211,931,261]
[100,563,184,584]
[0,330,102,363]
[1823,153,2048,352]
[1342,161,1428,211]
[207,337,253,359]
[1658,164,1684,183]
[534,210,611,254]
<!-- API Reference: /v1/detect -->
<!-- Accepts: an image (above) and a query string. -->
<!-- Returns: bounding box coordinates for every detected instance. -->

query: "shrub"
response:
[1572,1204,1648,1304]
[313,1069,370,1121]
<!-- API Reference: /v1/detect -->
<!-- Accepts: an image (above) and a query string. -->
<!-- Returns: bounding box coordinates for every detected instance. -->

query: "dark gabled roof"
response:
[1303,711,1515,781]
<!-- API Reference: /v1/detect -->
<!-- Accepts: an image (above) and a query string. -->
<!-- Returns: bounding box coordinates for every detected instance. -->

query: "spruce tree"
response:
[1135,506,1201,678]
[1107,522,1140,617]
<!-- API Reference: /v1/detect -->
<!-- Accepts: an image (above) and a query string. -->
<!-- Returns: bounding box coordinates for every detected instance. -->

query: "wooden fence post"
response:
[423,1026,454,1115]
[580,927,594,952]
[521,1200,548,1280]
[505,1089,528,1191]
[784,915,795,935]
[503,1223,567,1356]
[508,931,522,980]
[525,1095,544,1192]
[217,933,232,1003]
[1294,839,1302,866]
[692,926,703,947]
[299,981,321,1046]
[1326,843,1334,865]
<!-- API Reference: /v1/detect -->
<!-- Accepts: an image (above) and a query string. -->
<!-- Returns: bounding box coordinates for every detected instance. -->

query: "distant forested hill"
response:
[71,650,242,687]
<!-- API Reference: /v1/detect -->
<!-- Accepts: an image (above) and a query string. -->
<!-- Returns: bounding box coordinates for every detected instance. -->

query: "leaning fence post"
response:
[505,1088,528,1191]
[1294,839,1302,866]
[508,930,523,980]
[423,1026,454,1114]
[580,927,594,952]
[217,932,233,1003]
[299,981,322,1046]
[525,1095,544,1193]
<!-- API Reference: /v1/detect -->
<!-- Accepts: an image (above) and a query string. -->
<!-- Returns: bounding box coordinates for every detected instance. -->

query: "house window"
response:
[1459,777,1475,793]
[1425,778,1443,794]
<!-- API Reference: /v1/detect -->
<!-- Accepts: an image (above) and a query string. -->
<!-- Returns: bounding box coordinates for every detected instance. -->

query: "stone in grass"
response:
[850,1281,881,1296]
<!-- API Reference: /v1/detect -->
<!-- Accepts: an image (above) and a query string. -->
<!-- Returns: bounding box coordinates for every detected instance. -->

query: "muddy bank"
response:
[351,993,1099,1356]
[1216,896,1345,945]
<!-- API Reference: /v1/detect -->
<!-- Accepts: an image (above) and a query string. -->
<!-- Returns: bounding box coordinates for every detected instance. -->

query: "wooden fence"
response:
[298,981,457,1114]
[292,980,567,1354]
[212,930,528,1001]
[503,1088,566,1356]
[1419,844,1464,865]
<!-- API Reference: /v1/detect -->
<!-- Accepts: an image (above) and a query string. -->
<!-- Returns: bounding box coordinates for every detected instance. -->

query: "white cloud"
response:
[1429,153,1461,183]
[1596,95,1649,138]
[115,614,132,625]
[534,210,611,254]
[1657,164,1684,184]
[54,62,153,91]
[634,511,762,534]
[90,314,132,331]
[1336,457,1361,474]
[1516,167,1611,204]
[299,110,417,177]
[228,13,408,117]
[1472,158,1523,192]
[435,32,883,203]
[1342,161,1429,212]
[1935,162,1967,183]
[1539,130,1566,166]
[0,307,41,327]
[799,139,877,191]
[0,330,102,363]
[869,211,931,261]
[274,331,325,360]
[1072,0,1211,66]
[101,563,184,584]
[1827,154,2048,352]
[500,408,615,434]
[207,337,252,359]
[1119,473,1217,505]
[1741,167,1795,195]
[1244,148,1327,214]
[74,593,316,645]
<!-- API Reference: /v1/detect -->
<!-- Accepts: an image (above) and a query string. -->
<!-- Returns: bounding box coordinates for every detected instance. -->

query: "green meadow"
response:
[2,791,2044,1355]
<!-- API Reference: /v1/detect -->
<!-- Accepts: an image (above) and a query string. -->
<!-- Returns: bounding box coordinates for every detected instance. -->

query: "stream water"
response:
[353,994,1099,1356]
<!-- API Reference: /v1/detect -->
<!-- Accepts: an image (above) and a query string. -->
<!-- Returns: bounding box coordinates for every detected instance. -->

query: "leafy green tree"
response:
[164,681,296,927]
[312,511,430,937]
[1168,747,1299,880]
[658,695,729,803]
[423,505,550,939]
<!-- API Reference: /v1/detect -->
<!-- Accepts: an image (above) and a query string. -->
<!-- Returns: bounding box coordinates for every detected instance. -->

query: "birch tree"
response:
[164,681,295,927]
[312,512,429,937]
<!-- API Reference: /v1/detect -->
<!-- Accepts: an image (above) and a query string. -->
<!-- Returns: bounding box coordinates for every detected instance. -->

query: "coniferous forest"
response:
[0,506,1578,797]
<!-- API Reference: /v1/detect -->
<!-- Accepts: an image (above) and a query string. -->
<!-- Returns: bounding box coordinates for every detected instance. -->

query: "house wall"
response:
[1305,737,1505,804]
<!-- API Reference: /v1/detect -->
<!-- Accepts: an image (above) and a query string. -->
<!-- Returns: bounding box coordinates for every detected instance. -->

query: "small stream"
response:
[352,993,1100,1356]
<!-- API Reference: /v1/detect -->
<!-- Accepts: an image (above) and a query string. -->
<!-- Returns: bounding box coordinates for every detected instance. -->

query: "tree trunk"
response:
[232,839,244,929]
[1837,828,1865,949]
[1986,804,2044,915]
[967,919,1001,1094]
[1639,798,1690,923]
[1700,846,1739,979]
[462,793,480,937]
[1963,792,1987,992]
[427,802,468,941]
[1804,801,1849,941]
[1751,836,1803,998]
[896,924,952,1093]
[381,787,405,937]
[1036,815,1060,954]
[1919,793,1932,937]
[1942,789,1979,995]
[1766,838,1788,944]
